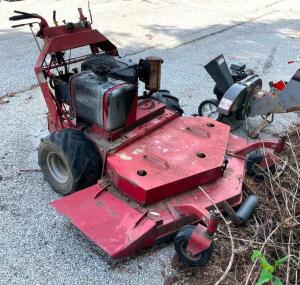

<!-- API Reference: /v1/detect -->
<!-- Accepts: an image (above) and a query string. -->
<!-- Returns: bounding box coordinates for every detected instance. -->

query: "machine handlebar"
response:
[9,14,39,21]
[9,10,40,21]
[9,10,49,30]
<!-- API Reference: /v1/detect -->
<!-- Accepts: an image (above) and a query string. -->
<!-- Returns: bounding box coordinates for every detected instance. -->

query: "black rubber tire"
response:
[246,152,276,182]
[151,90,184,115]
[174,225,214,267]
[198,99,222,121]
[38,129,101,195]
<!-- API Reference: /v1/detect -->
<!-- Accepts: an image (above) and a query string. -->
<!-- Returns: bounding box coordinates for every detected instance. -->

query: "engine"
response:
[51,54,162,131]
[205,54,254,101]
[73,55,137,131]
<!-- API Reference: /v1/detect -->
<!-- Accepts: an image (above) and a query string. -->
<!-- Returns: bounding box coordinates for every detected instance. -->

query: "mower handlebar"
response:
[9,10,49,29]
[9,14,39,21]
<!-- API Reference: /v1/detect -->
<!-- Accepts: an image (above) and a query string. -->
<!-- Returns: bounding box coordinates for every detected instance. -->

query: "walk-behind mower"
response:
[198,54,300,138]
[10,9,286,267]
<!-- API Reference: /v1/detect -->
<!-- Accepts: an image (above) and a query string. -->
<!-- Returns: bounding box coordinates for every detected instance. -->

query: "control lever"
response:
[11,22,39,28]
[53,10,58,27]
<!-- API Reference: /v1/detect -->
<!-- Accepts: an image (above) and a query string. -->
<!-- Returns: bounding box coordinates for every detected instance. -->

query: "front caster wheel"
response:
[198,99,222,121]
[174,225,214,267]
[246,152,276,182]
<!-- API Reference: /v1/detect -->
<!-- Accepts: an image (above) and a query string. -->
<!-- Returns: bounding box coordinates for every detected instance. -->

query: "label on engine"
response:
[219,98,232,111]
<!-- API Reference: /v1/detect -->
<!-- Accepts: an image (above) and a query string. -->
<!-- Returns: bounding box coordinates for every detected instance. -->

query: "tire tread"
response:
[39,129,101,195]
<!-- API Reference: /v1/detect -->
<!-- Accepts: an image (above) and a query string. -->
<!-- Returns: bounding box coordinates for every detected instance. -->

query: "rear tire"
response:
[151,90,184,114]
[198,99,222,121]
[174,225,214,267]
[38,129,101,195]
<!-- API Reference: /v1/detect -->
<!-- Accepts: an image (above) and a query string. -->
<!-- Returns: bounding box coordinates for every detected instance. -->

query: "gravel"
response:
[0,0,300,284]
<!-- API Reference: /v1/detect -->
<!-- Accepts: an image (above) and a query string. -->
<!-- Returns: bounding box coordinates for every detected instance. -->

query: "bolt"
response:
[210,209,222,220]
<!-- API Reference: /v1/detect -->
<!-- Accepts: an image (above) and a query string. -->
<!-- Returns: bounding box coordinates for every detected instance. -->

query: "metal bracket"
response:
[245,113,274,139]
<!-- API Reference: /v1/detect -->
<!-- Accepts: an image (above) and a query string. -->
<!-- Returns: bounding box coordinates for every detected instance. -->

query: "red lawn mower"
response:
[10,8,285,267]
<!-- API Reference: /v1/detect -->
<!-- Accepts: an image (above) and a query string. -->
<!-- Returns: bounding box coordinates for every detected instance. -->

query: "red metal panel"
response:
[151,155,245,232]
[227,134,285,156]
[51,185,157,258]
[43,29,117,53]
[273,80,286,91]
[107,117,230,205]
[88,100,173,141]
[186,224,212,256]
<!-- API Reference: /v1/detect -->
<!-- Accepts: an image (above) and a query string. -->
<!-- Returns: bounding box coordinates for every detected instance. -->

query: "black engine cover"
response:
[81,54,137,84]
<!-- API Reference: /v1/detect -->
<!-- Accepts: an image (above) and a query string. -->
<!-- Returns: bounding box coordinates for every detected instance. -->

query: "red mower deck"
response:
[52,131,252,259]
[52,155,244,258]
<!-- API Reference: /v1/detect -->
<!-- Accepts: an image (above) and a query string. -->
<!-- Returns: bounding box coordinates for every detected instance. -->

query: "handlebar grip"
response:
[13,10,32,16]
[9,14,36,21]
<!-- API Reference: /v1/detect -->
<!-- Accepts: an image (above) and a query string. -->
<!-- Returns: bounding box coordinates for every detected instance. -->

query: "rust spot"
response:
[108,208,119,217]
[118,153,132,160]
[96,201,104,208]
[223,167,234,178]
[186,125,209,137]
[287,107,300,112]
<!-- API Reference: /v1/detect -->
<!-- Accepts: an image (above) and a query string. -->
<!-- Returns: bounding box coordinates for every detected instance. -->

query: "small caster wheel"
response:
[246,152,276,182]
[174,225,214,267]
[198,99,222,121]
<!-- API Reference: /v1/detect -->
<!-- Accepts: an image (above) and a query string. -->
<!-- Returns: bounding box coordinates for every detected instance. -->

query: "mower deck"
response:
[52,142,245,258]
